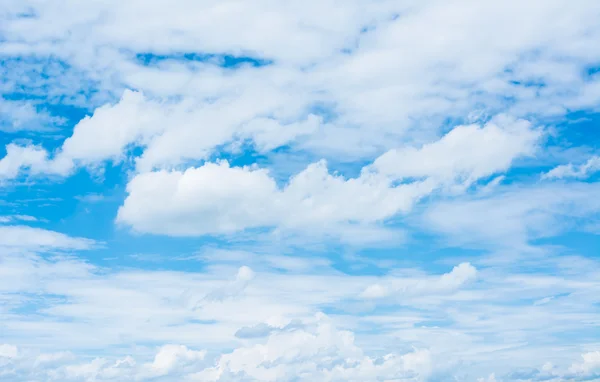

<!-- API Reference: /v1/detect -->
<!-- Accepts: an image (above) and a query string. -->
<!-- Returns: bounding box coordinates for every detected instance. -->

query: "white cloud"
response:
[0,86,322,178]
[147,344,206,377]
[0,144,50,180]
[58,89,167,167]
[0,98,65,132]
[115,159,433,238]
[422,183,600,250]
[0,244,598,380]
[0,225,97,250]
[240,114,322,153]
[0,344,18,359]
[34,351,75,367]
[0,215,37,224]
[4,318,599,381]
[478,374,497,382]
[372,116,540,188]
[1,0,599,179]
[360,262,477,299]
[7,336,600,382]
[192,314,431,381]
[480,351,600,381]
[570,351,600,375]
[1,2,600,381]
[441,262,478,283]
[51,356,137,381]
[0,143,73,181]
[543,155,600,180]
[0,320,431,382]
[360,284,390,299]
[117,117,538,238]
[115,161,279,236]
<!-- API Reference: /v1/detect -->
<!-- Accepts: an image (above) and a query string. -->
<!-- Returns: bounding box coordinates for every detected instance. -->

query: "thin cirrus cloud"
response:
[1,0,600,381]
[0,225,97,251]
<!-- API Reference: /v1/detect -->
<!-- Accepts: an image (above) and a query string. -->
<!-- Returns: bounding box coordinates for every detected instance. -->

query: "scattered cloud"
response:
[0,98,66,132]
[0,225,97,250]
[1,0,600,380]
[116,117,538,239]
[0,214,37,223]
[422,182,600,250]
[543,155,600,180]
[360,262,477,299]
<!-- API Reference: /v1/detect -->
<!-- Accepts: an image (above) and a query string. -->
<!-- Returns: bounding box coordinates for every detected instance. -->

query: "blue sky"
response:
[1,1,600,381]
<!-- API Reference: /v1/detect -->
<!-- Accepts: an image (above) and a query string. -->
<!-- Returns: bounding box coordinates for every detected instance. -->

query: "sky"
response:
[1,0,600,381]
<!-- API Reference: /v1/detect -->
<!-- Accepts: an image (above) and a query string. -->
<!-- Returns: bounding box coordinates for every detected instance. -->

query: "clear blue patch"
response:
[8,293,69,315]
[134,52,273,69]
[553,110,600,150]
[508,79,546,88]
[533,231,600,260]
[584,64,600,79]
[308,101,338,124]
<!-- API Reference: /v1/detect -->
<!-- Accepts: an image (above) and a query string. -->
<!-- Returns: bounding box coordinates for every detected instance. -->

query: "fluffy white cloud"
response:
[1,0,599,179]
[0,241,598,380]
[570,351,600,375]
[372,116,540,188]
[192,313,431,381]
[0,144,51,180]
[146,345,206,377]
[543,155,600,180]
[48,355,137,381]
[116,161,279,235]
[116,159,433,238]
[360,262,477,299]
[0,143,74,181]
[2,328,600,381]
[0,322,432,382]
[117,117,539,238]
[58,90,167,167]
[5,0,600,109]
[478,351,600,381]
[2,2,600,381]
[0,86,323,177]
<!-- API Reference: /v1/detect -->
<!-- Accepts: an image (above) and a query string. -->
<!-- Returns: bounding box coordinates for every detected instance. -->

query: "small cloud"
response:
[235,323,274,339]
[236,266,255,282]
[148,345,205,377]
[75,193,106,203]
[0,215,38,224]
[533,296,554,306]
[542,155,600,180]
[0,344,18,359]
[0,225,97,251]
[360,284,390,299]
[359,262,477,300]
